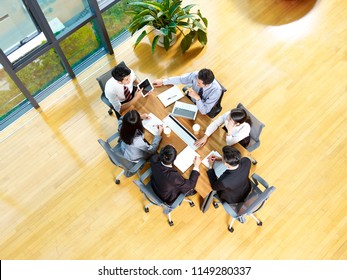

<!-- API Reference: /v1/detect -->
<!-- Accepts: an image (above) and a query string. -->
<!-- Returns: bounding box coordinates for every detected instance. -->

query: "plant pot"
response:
[153,29,177,47]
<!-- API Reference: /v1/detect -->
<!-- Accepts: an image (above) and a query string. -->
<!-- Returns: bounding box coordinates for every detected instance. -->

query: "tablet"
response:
[138,77,153,97]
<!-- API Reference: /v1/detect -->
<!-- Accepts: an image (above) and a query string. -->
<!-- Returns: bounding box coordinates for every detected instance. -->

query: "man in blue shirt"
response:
[153,68,222,115]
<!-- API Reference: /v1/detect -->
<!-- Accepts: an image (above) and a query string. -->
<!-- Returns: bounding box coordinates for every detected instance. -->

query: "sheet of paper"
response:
[157,86,184,107]
[174,146,200,173]
[202,151,226,177]
[142,113,164,135]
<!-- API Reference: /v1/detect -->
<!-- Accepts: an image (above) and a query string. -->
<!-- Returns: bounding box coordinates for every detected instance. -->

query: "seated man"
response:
[153,68,222,115]
[207,146,251,204]
[105,63,143,115]
[150,145,201,205]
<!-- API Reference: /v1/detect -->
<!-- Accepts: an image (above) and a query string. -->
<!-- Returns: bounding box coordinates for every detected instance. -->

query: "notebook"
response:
[157,86,184,107]
[142,113,164,135]
[174,146,200,173]
[171,101,198,120]
[202,151,227,177]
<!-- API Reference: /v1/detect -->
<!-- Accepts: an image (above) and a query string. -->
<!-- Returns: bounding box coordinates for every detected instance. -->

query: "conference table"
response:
[125,85,256,198]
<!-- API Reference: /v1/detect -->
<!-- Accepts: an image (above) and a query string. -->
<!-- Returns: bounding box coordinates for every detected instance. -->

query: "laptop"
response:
[171,101,198,120]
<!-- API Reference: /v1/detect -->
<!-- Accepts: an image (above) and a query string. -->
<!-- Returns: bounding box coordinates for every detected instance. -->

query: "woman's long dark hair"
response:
[230,108,252,126]
[120,110,144,145]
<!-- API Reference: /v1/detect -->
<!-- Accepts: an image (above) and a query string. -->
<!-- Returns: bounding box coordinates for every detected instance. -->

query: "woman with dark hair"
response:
[119,110,163,161]
[194,107,252,148]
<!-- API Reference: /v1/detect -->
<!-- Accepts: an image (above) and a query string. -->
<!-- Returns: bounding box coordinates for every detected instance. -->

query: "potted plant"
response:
[126,0,208,53]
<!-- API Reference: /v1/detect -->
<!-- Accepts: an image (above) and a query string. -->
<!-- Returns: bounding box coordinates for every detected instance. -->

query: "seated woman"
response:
[119,110,163,162]
[194,107,251,148]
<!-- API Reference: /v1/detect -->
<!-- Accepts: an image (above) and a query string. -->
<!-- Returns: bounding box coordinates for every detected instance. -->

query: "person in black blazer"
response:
[150,145,201,205]
[207,146,251,204]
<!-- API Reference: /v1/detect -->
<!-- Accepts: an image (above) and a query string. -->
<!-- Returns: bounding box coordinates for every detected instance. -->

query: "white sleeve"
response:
[104,79,122,112]
[205,111,229,137]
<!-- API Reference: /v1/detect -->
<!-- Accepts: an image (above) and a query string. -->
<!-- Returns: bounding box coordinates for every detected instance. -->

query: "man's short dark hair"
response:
[159,145,177,165]
[222,146,241,166]
[198,68,215,85]
[112,64,131,81]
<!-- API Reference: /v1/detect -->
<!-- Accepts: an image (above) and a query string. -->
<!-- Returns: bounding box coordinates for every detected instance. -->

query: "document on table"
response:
[142,113,164,135]
[174,146,200,173]
[202,151,226,177]
[157,86,184,107]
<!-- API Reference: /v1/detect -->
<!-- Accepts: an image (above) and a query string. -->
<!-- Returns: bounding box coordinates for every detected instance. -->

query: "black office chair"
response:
[96,61,127,119]
[237,103,265,152]
[98,131,146,184]
[133,168,195,226]
[212,173,276,233]
[207,80,227,118]
[182,80,227,118]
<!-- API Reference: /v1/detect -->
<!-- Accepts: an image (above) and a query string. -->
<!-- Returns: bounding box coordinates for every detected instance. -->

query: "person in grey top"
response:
[119,110,163,162]
[153,69,222,115]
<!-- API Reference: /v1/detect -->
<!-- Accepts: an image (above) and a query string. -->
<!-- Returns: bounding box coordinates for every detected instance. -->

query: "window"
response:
[37,0,93,39]
[16,49,66,96]
[60,21,102,68]
[0,0,45,62]
[0,66,28,121]
[103,0,134,41]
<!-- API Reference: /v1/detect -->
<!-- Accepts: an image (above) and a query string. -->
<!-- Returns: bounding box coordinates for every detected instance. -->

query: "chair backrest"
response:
[237,183,276,217]
[206,80,227,118]
[236,103,265,152]
[98,134,139,177]
[133,179,174,215]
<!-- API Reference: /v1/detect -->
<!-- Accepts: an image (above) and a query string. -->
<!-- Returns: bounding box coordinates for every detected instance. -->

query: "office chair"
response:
[182,80,227,118]
[96,61,127,119]
[133,168,195,226]
[237,103,265,152]
[207,81,227,118]
[213,173,276,233]
[98,131,146,184]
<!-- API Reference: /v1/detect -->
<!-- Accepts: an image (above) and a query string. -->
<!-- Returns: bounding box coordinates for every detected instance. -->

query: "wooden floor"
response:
[1,0,346,259]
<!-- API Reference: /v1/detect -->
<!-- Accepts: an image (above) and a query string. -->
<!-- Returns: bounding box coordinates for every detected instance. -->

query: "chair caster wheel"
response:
[228,227,234,233]
[108,109,113,115]
[252,160,257,165]
[168,221,174,226]
[144,207,149,213]
[189,202,195,207]
[213,202,219,208]
[257,221,263,226]
[115,179,120,184]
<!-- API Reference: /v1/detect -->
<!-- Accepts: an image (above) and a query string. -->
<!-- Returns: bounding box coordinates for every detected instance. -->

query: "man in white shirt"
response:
[104,63,143,115]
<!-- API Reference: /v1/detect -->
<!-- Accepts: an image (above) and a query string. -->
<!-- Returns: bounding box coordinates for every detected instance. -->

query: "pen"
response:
[167,95,177,100]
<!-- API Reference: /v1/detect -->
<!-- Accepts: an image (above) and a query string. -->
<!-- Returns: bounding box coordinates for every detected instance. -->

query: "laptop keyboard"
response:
[173,108,196,119]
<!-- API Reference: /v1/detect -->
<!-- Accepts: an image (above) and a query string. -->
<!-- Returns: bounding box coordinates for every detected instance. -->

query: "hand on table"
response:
[140,113,151,120]
[193,156,202,168]
[153,79,164,87]
[194,135,208,147]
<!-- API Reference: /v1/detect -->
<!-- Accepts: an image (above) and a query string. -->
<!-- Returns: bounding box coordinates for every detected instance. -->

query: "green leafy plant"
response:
[126,0,208,53]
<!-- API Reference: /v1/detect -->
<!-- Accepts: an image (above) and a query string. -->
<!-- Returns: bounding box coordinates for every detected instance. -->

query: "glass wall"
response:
[16,49,66,96]
[0,0,137,129]
[37,0,92,38]
[0,0,40,53]
[0,65,28,121]
[60,21,102,68]
[103,0,133,40]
